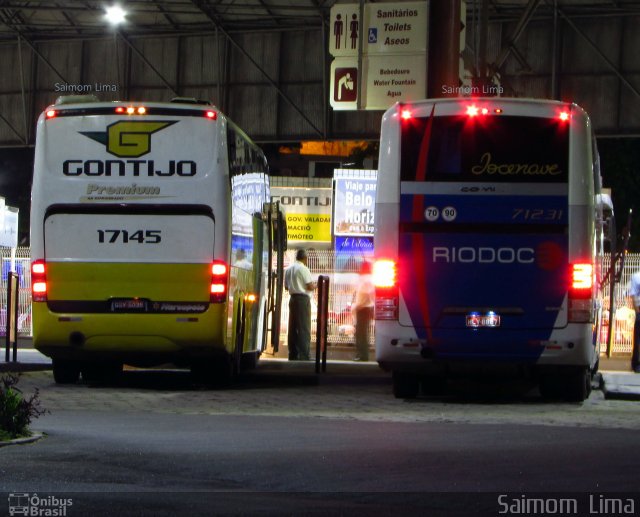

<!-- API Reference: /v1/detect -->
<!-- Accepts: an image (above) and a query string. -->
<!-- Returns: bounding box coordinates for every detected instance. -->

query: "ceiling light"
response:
[105,5,127,26]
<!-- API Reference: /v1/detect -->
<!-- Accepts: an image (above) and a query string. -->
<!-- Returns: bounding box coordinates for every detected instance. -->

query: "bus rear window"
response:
[400,115,569,183]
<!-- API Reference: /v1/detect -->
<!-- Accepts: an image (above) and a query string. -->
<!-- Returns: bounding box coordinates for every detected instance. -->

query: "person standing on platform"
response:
[284,249,317,361]
[628,270,640,373]
[351,261,374,361]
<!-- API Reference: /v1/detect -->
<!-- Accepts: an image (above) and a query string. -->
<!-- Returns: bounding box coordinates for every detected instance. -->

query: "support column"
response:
[427,0,461,98]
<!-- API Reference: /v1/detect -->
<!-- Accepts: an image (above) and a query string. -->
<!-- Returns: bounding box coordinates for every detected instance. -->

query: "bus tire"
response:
[421,374,447,396]
[191,358,233,388]
[392,371,419,399]
[565,367,591,402]
[540,367,590,402]
[240,351,259,370]
[81,362,122,384]
[52,360,81,384]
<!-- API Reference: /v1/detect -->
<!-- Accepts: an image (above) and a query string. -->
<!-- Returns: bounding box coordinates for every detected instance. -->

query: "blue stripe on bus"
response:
[400,194,568,225]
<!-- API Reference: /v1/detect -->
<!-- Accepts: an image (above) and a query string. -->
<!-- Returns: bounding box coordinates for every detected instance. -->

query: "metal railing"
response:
[0,247,32,337]
[2,247,637,355]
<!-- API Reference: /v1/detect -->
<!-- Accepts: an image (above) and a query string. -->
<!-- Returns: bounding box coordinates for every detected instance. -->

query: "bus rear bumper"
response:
[375,323,596,372]
[32,303,229,366]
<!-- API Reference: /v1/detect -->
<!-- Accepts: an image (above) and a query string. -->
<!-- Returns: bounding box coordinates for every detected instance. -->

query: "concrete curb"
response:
[601,371,640,401]
[0,432,44,448]
[0,363,52,373]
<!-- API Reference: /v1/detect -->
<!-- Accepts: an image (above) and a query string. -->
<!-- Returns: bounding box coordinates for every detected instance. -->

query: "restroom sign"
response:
[329,4,360,57]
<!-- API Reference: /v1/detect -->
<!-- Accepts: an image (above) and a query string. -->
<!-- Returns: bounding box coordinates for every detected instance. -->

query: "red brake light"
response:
[212,263,227,276]
[374,259,398,320]
[46,110,57,119]
[115,106,125,113]
[569,263,593,323]
[571,263,593,291]
[466,105,479,117]
[31,259,47,302]
[400,109,412,120]
[210,261,228,303]
[205,110,217,120]
[373,260,396,288]
[559,111,570,122]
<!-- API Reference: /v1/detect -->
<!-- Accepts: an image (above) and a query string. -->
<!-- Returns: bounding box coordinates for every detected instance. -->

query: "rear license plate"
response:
[111,299,147,312]
[466,313,501,328]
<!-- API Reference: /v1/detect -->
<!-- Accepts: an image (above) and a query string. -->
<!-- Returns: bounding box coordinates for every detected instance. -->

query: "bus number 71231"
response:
[511,208,563,221]
[97,229,162,244]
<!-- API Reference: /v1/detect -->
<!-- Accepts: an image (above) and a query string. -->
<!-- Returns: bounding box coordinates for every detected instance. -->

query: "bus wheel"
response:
[421,374,447,396]
[540,368,590,402]
[191,358,233,388]
[565,367,591,402]
[392,371,419,399]
[81,362,122,384]
[52,360,80,384]
[240,351,259,370]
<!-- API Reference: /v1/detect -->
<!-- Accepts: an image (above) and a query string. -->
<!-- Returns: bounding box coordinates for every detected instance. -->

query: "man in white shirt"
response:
[284,249,317,360]
[351,261,374,361]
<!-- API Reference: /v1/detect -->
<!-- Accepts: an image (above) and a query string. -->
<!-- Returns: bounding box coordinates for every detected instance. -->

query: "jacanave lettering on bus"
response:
[471,153,562,176]
[62,159,197,177]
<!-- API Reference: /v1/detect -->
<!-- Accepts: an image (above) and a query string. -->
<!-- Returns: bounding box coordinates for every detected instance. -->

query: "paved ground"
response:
[1,357,637,431]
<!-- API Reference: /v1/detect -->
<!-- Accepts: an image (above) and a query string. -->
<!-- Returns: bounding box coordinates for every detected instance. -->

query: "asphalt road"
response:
[1,363,640,516]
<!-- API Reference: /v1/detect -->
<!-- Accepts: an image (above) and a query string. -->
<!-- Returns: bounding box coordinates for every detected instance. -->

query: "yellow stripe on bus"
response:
[46,262,211,301]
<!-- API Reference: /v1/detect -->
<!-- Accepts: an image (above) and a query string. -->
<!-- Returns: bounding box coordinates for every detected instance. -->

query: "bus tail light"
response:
[400,109,413,120]
[31,259,47,302]
[373,259,398,320]
[568,263,593,322]
[210,260,228,303]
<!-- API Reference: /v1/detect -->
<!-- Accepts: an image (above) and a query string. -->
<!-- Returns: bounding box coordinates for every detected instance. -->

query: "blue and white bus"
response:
[373,98,609,401]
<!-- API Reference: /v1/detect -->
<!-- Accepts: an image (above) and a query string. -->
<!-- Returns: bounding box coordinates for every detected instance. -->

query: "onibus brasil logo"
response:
[8,493,73,516]
[80,120,177,158]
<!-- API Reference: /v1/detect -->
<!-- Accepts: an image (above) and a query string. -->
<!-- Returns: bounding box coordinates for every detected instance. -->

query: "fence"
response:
[0,247,32,336]
[1,247,636,354]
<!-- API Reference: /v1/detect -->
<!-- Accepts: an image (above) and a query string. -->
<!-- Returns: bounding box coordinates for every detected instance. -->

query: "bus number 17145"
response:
[97,229,162,244]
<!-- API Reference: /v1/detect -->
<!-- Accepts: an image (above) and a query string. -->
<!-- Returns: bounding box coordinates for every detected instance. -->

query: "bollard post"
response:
[5,272,19,362]
[315,275,330,373]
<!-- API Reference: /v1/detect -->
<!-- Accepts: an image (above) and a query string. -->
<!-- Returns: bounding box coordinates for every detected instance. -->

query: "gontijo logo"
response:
[80,120,176,158]
[65,121,196,177]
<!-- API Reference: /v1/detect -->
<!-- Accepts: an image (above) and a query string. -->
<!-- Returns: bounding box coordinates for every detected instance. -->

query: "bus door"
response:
[264,201,286,352]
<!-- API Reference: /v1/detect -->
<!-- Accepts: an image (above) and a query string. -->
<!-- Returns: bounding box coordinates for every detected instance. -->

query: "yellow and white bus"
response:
[30,96,285,384]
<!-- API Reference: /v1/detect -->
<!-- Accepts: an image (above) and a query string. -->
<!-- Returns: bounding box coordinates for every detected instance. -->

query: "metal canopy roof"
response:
[0,1,638,145]
[0,1,328,40]
[1,1,638,40]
